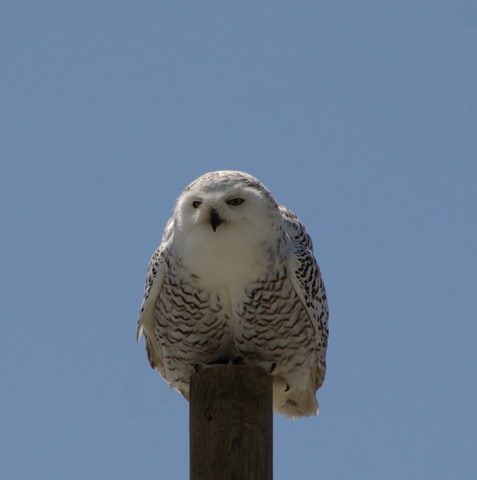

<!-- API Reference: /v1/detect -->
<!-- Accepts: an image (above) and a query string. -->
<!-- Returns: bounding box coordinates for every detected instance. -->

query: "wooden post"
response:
[189,365,273,480]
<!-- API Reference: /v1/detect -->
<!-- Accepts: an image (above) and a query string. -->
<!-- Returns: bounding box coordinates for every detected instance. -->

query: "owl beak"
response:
[210,209,223,232]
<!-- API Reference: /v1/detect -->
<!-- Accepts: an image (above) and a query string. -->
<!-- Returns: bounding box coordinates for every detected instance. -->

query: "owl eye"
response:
[192,201,202,208]
[226,197,244,206]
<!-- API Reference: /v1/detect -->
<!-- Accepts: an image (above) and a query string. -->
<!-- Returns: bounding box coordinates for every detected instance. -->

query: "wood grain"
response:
[190,365,273,480]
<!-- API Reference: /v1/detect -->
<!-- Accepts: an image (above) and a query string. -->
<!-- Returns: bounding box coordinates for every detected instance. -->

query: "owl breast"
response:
[157,235,314,396]
[177,221,277,289]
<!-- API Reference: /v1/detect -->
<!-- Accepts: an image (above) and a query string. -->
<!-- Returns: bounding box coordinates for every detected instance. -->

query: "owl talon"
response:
[211,358,231,365]
[233,357,244,365]
[270,362,277,374]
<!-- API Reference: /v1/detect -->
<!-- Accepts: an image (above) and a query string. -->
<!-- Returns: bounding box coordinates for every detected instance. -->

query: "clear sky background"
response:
[1,1,476,479]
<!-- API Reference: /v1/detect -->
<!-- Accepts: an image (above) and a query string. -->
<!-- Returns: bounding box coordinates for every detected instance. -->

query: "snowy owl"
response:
[136,170,328,418]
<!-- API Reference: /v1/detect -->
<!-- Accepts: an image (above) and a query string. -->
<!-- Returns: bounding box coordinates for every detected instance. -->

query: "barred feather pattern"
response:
[137,170,328,418]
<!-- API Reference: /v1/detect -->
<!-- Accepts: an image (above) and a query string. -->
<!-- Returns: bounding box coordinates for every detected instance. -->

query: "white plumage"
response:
[137,170,328,418]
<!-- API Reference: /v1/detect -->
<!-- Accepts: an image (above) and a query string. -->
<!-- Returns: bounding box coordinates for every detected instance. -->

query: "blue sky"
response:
[1,1,476,478]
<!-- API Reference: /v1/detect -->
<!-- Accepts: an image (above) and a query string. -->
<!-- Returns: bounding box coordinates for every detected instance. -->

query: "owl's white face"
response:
[177,184,266,231]
[175,171,277,235]
[171,171,282,285]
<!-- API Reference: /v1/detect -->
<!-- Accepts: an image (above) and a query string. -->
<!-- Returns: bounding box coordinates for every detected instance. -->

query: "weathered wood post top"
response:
[189,365,273,480]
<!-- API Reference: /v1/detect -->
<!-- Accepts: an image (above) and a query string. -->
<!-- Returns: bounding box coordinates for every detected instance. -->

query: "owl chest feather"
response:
[176,223,278,289]
[163,225,286,333]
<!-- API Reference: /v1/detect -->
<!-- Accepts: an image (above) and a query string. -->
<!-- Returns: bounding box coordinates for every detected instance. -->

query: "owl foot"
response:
[211,358,233,365]
[195,358,233,372]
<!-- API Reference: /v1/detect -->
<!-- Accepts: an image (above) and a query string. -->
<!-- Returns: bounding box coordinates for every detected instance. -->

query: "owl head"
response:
[174,170,280,235]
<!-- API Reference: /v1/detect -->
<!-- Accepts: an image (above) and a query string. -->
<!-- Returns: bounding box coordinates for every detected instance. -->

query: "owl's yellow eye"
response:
[226,197,244,206]
[192,201,202,208]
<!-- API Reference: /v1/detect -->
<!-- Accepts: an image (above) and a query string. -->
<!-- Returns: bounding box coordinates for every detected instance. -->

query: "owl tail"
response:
[272,374,320,419]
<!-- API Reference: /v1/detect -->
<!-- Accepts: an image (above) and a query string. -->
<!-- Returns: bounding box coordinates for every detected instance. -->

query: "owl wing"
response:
[280,206,329,389]
[136,218,174,376]
[278,205,314,251]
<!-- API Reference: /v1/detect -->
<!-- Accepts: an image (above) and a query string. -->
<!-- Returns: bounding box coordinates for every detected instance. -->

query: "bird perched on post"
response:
[136,170,328,418]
